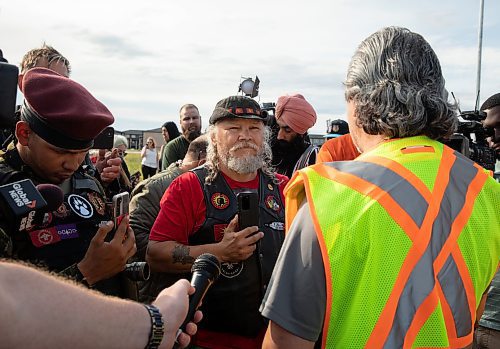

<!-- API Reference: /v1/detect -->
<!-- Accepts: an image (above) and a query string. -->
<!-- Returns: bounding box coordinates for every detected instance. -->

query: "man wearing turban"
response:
[271,93,318,178]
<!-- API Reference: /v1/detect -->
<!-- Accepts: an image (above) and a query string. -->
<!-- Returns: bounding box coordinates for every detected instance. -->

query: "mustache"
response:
[230,142,259,152]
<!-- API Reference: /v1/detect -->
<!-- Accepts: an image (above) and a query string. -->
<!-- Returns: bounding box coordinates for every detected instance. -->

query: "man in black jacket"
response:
[0,68,136,295]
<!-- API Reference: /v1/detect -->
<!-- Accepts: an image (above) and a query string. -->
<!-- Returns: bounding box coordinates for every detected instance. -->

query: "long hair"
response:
[162,121,181,140]
[204,124,276,184]
[344,26,458,140]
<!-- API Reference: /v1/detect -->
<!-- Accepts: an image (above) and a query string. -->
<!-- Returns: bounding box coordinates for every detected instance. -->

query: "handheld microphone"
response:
[176,253,221,340]
[0,179,64,231]
[36,184,64,211]
[28,183,65,228]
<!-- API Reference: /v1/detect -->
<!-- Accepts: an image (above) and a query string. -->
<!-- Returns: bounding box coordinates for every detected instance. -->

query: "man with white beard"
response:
[146,96,289,349]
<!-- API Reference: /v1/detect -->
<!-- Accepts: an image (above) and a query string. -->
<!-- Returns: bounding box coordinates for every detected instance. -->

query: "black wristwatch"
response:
[143,304,165,349]
[61,263,90,287]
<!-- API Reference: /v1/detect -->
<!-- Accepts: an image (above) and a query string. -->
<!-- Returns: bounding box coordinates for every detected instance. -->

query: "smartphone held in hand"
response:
[112,192,129,228]
[236,191,259,230]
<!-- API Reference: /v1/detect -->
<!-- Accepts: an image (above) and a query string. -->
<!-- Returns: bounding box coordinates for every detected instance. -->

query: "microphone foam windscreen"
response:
[36,184,64,211]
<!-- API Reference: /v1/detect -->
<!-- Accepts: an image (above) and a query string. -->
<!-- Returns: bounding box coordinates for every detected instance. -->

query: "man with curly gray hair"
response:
[147,95,288,349]
[261,27,499,349]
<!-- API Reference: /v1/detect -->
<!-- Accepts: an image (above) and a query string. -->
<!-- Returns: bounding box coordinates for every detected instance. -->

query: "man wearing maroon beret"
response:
[0,68,136,296]
[17,44,123,187]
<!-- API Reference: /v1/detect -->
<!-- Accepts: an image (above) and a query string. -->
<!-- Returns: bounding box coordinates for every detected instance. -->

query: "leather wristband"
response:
[143,304,164,349]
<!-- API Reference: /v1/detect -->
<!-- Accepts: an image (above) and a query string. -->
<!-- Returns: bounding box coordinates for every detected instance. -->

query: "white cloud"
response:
[1,0,499,134]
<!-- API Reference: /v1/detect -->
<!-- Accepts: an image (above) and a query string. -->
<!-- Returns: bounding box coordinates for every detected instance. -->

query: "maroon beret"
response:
[20,67,114,150]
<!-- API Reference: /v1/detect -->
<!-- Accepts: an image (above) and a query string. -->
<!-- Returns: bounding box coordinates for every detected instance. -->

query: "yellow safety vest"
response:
[285,136,500,348]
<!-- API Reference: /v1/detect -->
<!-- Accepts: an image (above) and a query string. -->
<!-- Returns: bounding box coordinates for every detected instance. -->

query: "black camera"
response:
[445,110,498,171]
[123,261,150,282]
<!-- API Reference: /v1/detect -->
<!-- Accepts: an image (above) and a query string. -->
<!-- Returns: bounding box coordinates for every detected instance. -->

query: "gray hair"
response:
[113,134,128,148]
[345,26,458,140]
[204,124,276,184]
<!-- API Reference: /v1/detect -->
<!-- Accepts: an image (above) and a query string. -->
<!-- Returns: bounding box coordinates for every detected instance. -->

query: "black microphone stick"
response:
[174,253,221,347]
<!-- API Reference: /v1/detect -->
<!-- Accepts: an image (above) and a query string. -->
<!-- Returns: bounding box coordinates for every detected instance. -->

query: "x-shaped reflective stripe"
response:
[326,150,480,348]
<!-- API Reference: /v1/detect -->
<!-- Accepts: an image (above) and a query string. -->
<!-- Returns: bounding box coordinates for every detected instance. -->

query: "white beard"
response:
[220,142,264,174]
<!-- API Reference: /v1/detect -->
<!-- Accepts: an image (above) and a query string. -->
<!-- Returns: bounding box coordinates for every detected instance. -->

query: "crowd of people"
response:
[0,26,499,349]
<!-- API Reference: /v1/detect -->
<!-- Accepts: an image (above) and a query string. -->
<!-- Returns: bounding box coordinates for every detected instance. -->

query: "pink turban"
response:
[275,94,317,134]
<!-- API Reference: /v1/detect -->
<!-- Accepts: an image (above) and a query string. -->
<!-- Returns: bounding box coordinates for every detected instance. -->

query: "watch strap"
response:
[143,304,164,349]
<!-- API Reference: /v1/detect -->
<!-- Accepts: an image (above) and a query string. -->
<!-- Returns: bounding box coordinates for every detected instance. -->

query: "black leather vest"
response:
[190,167,285,337]
[0,149,121,295]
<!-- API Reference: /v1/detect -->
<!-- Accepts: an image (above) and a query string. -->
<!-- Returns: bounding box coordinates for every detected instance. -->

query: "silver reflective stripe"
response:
[329,161,428,227]
[382,153,478,348]
[438,255,471,337]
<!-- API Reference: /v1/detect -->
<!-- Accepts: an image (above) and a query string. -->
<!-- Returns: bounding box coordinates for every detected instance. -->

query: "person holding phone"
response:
[0,68,136,296]
[141,137,158,179]
[147,96,288,349]
[17,44,122,188]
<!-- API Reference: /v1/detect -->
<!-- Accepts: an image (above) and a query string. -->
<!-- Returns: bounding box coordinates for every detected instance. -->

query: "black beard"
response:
[183,129,201,142]
[271,135,308,177]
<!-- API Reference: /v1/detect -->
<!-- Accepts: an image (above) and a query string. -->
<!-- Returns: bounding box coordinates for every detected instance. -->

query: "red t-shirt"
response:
[150,171,287,243]
[150,170,288,349]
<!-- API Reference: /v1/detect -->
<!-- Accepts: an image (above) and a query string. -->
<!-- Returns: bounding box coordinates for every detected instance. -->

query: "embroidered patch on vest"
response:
[37,212,53,228]
[53,203,71,218]
[68,194,94,219]
[221,261,244,278]
[29,227,61,247]
[267,221,284,231]
[211,193,230,210]
[87,192,106,216]
[267,183,274,191]
[265,195,281,212]
[56,223,79,240]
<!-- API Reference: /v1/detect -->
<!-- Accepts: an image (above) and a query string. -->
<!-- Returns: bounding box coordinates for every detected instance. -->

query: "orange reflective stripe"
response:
[449,249,476,348]
[365,146,455,349]
[314,165,421,240]
[403,285,440,349]
[435,282,458,338]
[307,145,485,347]
[297,169,333,349]
[283,171,306,232]
[401,145,435,154]
[434,162,488,271]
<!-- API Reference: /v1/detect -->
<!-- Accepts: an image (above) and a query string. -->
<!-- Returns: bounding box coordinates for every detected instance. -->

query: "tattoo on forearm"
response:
[172,245,195,265]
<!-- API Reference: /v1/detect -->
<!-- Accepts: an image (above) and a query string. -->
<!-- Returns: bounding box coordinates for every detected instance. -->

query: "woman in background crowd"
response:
[159,121,181,170]
[141,137,158,179]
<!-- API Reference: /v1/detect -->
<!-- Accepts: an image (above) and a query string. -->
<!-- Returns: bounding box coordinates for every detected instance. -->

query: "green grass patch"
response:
[124,151,142,180]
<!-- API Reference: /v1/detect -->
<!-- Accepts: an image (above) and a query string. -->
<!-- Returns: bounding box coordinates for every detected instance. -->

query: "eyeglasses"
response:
[117,150,127,157]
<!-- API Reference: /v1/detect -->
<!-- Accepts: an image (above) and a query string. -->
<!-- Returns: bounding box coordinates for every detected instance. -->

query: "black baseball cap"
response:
[209,96,267,125]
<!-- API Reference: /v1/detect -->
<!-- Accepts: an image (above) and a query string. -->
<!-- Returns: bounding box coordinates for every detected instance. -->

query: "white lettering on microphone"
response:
[9,183,33,207]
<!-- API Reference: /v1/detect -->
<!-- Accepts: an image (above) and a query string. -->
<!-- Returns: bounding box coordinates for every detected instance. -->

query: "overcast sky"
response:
[1,0,499,134]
